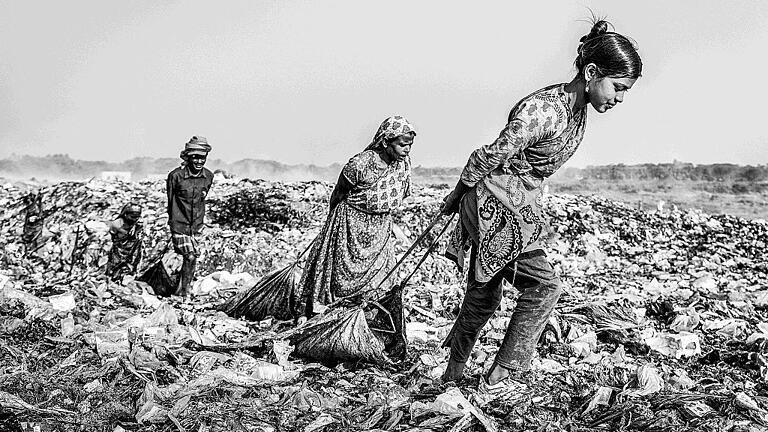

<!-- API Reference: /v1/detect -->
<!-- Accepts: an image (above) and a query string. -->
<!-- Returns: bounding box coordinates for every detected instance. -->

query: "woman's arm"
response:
[441,179,471,215]
[330,151,370,210]
[329,172,354,211]
[442,101,548,214]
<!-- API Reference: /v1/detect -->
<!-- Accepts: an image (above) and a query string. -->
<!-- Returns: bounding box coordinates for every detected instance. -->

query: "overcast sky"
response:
[1,1,766,168]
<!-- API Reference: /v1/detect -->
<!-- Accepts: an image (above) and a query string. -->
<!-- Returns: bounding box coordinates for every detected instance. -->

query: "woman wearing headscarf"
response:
[106,203,143,282]
[440,20,643,396]
[297,116,416,336]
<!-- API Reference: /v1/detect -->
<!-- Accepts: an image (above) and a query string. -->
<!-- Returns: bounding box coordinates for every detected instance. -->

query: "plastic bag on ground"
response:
[429,388,498,432]
[304,413,337,432]
[47,291,76,312]
[584,387,613,414]
[669,308,701,333]
[146,302,179,326]
[645,331,701,358]
[625,364,664,397]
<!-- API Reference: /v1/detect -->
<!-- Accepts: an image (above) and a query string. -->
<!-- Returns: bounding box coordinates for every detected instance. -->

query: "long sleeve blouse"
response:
[448,84,587,282]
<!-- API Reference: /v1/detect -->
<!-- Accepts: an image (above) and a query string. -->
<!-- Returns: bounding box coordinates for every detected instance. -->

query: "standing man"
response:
[166,136,213,297]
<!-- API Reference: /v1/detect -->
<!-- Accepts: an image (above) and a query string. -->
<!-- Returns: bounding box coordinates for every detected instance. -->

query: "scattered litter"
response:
[532,358,567,374]
[304,413,337,432]
[584,386,613,414]
[645,331,702,358]
[625,364,664,397]
[47,291,76,312]
[680,401,716,420]
[2,178,768,431]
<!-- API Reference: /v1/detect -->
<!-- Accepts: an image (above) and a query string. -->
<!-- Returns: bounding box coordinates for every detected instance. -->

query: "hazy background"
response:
[1,1,767,168]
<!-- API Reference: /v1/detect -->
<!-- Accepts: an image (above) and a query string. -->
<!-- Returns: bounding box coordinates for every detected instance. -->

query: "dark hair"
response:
[575,20,642,79]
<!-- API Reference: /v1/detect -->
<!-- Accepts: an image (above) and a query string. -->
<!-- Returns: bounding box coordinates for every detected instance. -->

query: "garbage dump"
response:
[1,176,768,431]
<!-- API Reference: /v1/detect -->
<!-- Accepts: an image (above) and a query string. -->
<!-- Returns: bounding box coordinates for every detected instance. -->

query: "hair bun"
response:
[578,20,611,57]
[587,20,611,40]
[573,17,642,78]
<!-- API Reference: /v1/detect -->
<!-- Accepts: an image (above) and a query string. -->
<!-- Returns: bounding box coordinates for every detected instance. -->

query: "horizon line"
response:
[2,153,766,170]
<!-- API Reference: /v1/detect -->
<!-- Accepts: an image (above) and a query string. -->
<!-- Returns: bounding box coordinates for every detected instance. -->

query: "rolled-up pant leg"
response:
[494,249,562,371]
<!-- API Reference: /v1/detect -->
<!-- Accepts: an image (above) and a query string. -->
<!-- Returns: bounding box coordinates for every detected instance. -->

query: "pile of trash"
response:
[207,179,330,232]
[1,176,768,432]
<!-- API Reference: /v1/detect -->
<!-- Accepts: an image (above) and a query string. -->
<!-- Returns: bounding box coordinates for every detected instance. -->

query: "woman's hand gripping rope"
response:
[441,180,471,215]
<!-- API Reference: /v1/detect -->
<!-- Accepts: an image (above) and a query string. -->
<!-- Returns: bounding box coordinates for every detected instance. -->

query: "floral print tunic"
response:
[298,150,412,316]
[448,84,588,283]
[344,150,411,214]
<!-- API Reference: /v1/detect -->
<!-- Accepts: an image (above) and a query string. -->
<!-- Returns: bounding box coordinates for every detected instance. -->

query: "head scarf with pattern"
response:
[365,115,416,150]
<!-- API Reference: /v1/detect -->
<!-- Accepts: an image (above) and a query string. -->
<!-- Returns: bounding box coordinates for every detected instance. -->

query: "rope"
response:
[347,213,456,333]
[371,211,444,292]
[396,213,455,288]
[327,211,454,308]
[289,236,316,268]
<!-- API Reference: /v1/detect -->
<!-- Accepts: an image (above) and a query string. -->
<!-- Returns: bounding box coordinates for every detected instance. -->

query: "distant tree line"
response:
[0,154,181,179]
[556,162,768,183]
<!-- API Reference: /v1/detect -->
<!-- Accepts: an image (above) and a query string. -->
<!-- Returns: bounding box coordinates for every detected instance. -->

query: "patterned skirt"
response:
[298,201,395,316]
[447,175,546,284]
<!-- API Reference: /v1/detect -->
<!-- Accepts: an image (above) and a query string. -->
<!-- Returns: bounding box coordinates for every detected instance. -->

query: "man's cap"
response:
[181,136,211,157]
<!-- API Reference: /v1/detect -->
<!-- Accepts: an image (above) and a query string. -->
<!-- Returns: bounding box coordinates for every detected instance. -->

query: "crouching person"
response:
[106,203,143,282]
[21,192,48,257]
[166,136,213,297]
